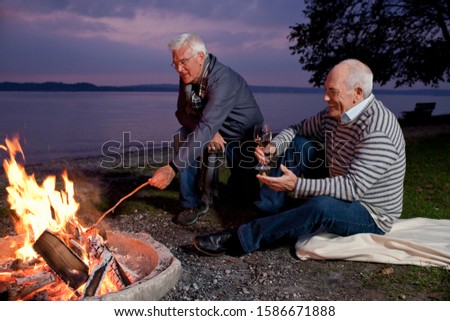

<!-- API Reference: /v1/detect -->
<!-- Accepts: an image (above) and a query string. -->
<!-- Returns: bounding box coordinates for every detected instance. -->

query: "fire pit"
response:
[0,137,181,300]
[88,231,181,301]
[0,230,181,301]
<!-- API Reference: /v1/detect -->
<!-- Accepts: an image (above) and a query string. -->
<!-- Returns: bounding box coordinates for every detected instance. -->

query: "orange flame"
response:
[1,136,84,260]
[1,136,131,299]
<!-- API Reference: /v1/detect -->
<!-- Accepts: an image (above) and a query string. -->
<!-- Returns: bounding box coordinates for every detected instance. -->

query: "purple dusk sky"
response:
[0,0,312,87]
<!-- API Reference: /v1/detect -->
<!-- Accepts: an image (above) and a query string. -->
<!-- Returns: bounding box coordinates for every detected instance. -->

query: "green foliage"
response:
[289,0,450,88]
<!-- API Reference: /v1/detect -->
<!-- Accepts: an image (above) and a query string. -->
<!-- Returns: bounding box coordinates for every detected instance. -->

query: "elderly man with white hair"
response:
[149,33,264,226]
[193,59,406,257]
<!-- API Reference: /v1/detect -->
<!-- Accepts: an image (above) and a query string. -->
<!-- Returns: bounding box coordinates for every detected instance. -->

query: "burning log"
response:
[1,269,58,301]
[83,232,132,298]
[84,249,116,297]
[15,272,56,300]
[33,230,89,290]
[16,271,52,285]
[31,228,134,300]
[1,259,57,301]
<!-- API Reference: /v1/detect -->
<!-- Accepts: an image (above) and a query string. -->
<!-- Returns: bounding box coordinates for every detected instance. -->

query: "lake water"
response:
[1,91,449,164]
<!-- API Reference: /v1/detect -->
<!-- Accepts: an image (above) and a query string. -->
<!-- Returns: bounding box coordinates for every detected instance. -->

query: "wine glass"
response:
[253,123,272,171]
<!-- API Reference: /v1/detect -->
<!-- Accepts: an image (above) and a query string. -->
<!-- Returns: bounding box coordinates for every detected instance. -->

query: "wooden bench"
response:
[400,102,436,124]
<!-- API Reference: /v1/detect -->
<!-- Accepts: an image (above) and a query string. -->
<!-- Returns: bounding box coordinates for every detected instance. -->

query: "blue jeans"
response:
[239,136,384,253]
[255,136,328,214]
[238,195,384,253]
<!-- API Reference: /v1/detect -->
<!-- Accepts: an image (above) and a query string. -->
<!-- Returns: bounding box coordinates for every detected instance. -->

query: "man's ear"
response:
[355,86,364,101]
[197,51,206,61]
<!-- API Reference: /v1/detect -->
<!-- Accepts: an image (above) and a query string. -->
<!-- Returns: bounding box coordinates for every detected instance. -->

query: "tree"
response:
[288,0,450,88]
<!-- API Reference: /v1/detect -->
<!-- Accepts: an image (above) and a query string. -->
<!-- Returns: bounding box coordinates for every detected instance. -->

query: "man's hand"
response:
[207,132,226,152]
[255,143,276,165]
[148,165,176,190]
[256,164,297,192]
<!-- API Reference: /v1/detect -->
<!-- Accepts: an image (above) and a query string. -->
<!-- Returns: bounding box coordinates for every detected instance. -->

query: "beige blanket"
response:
[295,218,450,269]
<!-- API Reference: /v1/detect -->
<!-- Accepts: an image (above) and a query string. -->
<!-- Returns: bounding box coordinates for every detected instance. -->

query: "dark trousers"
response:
[174,128,259,208]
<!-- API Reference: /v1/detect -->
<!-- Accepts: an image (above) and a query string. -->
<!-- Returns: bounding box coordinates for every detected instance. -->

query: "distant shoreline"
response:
[16,144,173,168]
[1,81,450,96]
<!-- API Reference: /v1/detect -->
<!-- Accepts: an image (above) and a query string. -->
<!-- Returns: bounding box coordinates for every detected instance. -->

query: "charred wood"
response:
[33,230,89,290]
[17,272,55,300]
[83,235,132,298]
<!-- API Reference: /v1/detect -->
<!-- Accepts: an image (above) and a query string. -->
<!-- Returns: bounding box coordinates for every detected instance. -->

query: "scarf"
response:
[185,55,211,115]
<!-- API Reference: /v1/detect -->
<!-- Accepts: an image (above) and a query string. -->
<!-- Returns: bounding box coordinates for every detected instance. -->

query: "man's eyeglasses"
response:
[171,53,196,69]
[324,88,341,97]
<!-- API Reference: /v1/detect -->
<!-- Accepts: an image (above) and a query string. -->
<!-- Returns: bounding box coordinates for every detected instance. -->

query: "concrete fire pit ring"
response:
[84,230,182,301]
[0,230,181,300]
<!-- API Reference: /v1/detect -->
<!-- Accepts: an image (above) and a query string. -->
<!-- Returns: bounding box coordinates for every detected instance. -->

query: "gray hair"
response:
[168,33,208,55]
[340,59,373,98]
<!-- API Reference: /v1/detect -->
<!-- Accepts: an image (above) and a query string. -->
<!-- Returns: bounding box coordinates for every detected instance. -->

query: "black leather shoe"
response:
[193,229,242,256]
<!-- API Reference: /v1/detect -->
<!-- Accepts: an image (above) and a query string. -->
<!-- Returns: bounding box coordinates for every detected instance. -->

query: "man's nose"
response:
[174,64,187,72]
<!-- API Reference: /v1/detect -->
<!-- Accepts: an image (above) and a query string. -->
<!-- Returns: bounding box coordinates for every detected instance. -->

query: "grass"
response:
[402,132,450,219]
[362,265,450,300]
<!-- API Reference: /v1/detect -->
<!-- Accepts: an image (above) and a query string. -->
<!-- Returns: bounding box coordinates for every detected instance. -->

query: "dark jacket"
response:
[173,54,263,172]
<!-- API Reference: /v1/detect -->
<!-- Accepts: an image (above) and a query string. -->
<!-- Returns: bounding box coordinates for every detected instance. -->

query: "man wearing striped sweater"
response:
[193,59,406,257]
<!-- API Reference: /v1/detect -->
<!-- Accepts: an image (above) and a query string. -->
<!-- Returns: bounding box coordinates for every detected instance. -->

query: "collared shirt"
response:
[340,93,374,124]
[184,55,211,116]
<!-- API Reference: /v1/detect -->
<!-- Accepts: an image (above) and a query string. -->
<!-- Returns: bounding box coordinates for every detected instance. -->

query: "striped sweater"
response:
[272,96,406,232]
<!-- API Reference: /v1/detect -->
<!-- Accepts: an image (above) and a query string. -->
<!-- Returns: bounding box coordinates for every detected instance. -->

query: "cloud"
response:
[0,0,309,86]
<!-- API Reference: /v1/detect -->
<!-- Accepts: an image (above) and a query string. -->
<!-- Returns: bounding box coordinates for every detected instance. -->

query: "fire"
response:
[1,136,84,261]
[0,136,133,300]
